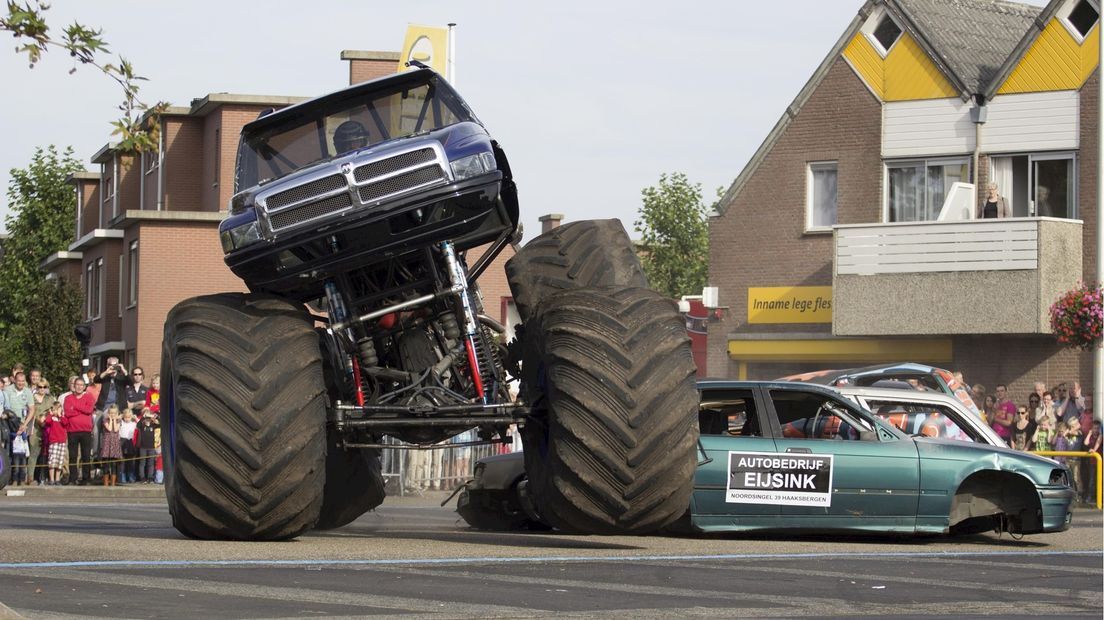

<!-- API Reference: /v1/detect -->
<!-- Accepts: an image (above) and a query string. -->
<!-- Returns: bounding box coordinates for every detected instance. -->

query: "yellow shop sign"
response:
[747,287,832,324]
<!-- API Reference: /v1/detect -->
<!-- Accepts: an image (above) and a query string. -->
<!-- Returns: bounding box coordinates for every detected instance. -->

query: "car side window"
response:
[771,390,875,441]
[699,389,761,437]
[868,401,974,442]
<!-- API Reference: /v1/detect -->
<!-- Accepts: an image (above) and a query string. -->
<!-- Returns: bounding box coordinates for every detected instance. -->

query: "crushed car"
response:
[459,380,1073,536]
[780,362,981,416]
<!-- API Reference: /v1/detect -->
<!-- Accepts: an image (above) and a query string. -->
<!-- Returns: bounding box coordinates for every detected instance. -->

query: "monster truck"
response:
[161,65,698,540]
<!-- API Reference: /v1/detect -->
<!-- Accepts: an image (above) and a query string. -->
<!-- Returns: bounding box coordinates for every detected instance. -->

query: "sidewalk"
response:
[2,483,166,500]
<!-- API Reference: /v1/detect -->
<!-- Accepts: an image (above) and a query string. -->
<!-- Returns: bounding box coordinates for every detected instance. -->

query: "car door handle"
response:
[786,447,811,454]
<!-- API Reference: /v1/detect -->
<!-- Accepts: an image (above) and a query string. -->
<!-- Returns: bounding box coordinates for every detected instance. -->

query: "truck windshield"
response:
[235,75,474,190]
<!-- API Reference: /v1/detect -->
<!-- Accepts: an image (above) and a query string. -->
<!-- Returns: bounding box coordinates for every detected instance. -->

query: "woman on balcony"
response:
[976,183,1010,219]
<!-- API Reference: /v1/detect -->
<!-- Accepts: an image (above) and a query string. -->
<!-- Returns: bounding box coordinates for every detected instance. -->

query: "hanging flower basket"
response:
[1049,282,1103,351]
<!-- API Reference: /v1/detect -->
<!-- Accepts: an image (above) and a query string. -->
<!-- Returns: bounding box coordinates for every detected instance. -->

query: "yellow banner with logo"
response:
[747,286,832,324]
[400,24,449,75]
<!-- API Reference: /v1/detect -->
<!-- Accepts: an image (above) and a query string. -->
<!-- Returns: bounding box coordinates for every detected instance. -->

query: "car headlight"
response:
[449,152,496,181]
[221,220,262,254]
[1049,468,1070,486]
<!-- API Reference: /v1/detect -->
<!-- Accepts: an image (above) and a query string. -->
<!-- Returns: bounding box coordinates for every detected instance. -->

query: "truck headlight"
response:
[449,152,496,181]
[221,220,262,254]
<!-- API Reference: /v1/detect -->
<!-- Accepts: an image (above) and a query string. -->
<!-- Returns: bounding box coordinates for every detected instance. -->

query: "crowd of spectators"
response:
[970,378,1101,505]
[2,357,163,487]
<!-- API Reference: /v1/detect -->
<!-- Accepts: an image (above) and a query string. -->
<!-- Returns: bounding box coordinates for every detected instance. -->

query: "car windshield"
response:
[235,73,474,190]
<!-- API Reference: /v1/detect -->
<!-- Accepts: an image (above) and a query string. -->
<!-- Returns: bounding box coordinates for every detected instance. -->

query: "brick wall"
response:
[471,243,515,324]
[162,117,204,211]
[116,154,139,219]
[77,178,100,238]
[706,58,883,377]
[133,221,248,372]
[348,54,400,85]
[952,334,1091,408]
[81,240,124,345]
[1079,69,1098,280]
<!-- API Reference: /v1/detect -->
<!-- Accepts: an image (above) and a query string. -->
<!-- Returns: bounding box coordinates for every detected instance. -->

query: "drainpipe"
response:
[1095,40,1102,416]
[447,23,456,85]
[156,120,165,211]
[970,96,987,212]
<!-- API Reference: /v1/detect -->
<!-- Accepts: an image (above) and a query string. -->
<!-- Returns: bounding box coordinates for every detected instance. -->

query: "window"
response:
[770,390,875,441]
[872,15,902,51]
[118,255,124,317]
[699,389,761,437]
[866,401,974,443]
[1065,0,1099,39]
[128,240,139,306]
[213,128,221,188]
[989,153,1076,218]
[806,162,838,231]
[101,167,114,204]
[86,258,103,320]
[862,8,903,56]
[886,158,969,222]
[144,149,159,175]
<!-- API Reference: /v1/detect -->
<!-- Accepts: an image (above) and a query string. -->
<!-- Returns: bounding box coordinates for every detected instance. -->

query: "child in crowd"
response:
[137,408,159,483]
[43,402,67,485]
[1063,419,1084,498]
[145,374,160,417]
[99,404,122,486]
[119,408,138,483]
[1083,420,1102,504]
[1032,415,1057,452]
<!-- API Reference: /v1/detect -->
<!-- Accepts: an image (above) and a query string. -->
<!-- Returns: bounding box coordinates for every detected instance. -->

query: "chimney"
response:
[341,50,402,85]
[539,213,564,234]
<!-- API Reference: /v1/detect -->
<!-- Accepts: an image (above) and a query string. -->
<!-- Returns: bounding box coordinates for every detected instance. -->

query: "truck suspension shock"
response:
[441,241,487,403]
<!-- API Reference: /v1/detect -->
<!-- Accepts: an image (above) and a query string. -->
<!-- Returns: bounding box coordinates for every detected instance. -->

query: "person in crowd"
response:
[43,401,67,485]
[145,374,160,417]
[971,383,986,414]
[125,367,148,418]
[7,363,24,384]
[1036,391,1058,426]
[981,394,997,426]
[991,385,1016,445]
[119,408,138,484]
[64,376,96,485]
[57,375,77,409]
[98,404,122,486]
[10,416,28,484]
[1027,392,1041,418]
[94,357,128,414]
[1011,407,1033,451]
[82,368,100,404]
[977,182,1010,218]
[1064,418,1084,499]
[1032,415,1057,452]
[4,370,34,426]
[1082,420,1102,505]
[20,381,51,485]
[137,408,159,483]
[1055,382,1085,424]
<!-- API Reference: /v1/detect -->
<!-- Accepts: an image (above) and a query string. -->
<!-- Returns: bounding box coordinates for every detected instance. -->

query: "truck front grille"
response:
[268,193,353,231]
[262,147,447,235]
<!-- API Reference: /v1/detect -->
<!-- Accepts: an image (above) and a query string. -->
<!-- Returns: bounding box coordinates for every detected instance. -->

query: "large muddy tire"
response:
[506,219,647,322]
[315,431,385,530]
[520,286,698,534]
[161,293,326,541]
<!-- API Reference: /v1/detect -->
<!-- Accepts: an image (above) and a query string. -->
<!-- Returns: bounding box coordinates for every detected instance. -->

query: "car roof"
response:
[836,386,964,405]
[696,379,842,396]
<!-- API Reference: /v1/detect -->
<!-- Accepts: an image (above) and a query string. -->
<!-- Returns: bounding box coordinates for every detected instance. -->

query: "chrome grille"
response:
[353,148,436,182]
[269,193,353,231]
[359,166,444,203]
[267,174,346,210]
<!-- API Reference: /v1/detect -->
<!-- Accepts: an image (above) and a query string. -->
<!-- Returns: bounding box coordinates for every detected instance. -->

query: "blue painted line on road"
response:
[0,549,1099,570]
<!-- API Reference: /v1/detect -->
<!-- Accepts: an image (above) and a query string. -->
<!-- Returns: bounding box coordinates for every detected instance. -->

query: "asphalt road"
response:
[0,493,1100,619]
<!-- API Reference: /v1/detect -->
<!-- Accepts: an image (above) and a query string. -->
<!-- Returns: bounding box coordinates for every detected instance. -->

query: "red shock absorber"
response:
[464,336,486,401]
[350,354,366,406]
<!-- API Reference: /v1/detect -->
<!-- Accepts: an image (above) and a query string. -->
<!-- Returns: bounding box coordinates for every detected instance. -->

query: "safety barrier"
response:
[1031,450,1102,510]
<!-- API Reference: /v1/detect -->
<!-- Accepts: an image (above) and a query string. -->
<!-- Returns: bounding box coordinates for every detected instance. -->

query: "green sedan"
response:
[460,380,1074,536]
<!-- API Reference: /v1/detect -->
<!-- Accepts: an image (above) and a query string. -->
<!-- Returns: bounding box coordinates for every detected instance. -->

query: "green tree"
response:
[1,1,165,152]
[0,145,83,362]
[22,277,83,387]
[634,172,714,299]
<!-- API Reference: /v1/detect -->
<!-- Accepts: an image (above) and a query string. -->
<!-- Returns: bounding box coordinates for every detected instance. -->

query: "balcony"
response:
[832,217,1082,336]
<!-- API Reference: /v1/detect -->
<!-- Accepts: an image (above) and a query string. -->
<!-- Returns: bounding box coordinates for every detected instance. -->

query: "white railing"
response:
[835,218,1044,275]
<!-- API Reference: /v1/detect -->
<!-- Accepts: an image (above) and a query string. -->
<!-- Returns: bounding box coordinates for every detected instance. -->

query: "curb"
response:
[3,485,166,500]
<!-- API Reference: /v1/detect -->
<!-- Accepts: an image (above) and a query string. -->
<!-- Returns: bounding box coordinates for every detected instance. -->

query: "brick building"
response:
[707,0,1099,401]
[45,50,518,373]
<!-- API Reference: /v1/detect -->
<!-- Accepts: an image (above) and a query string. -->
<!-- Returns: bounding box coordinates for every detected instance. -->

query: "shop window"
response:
[989,153,1076,218]
[886,158,969,222]
[806,162,838,231]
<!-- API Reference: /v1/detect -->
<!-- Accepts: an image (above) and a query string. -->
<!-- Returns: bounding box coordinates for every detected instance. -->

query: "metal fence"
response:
[380,427,523,496]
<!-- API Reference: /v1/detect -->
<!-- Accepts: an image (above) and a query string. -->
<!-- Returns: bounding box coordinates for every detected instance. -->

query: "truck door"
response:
[692,387,779,530]
[765,387,920,532]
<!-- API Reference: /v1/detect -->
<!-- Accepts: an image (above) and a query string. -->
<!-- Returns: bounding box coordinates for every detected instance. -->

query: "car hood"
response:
[914,436,1059,468]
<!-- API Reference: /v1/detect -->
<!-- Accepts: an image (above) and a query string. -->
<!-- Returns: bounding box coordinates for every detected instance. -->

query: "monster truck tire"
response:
[315,431,385,530]
[161,293,325,541]
[505,219,648,322]
[520,286,698,534]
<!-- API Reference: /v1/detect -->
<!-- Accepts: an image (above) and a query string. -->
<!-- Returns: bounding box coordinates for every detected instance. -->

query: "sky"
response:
[0,0,1044,240]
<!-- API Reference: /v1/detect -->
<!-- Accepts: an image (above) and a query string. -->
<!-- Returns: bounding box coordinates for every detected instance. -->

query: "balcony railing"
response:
[833,217,1083,336]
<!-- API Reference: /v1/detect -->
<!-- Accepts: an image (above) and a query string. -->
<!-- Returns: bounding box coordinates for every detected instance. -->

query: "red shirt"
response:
[62,391,96,433]
[44,415,68,444]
